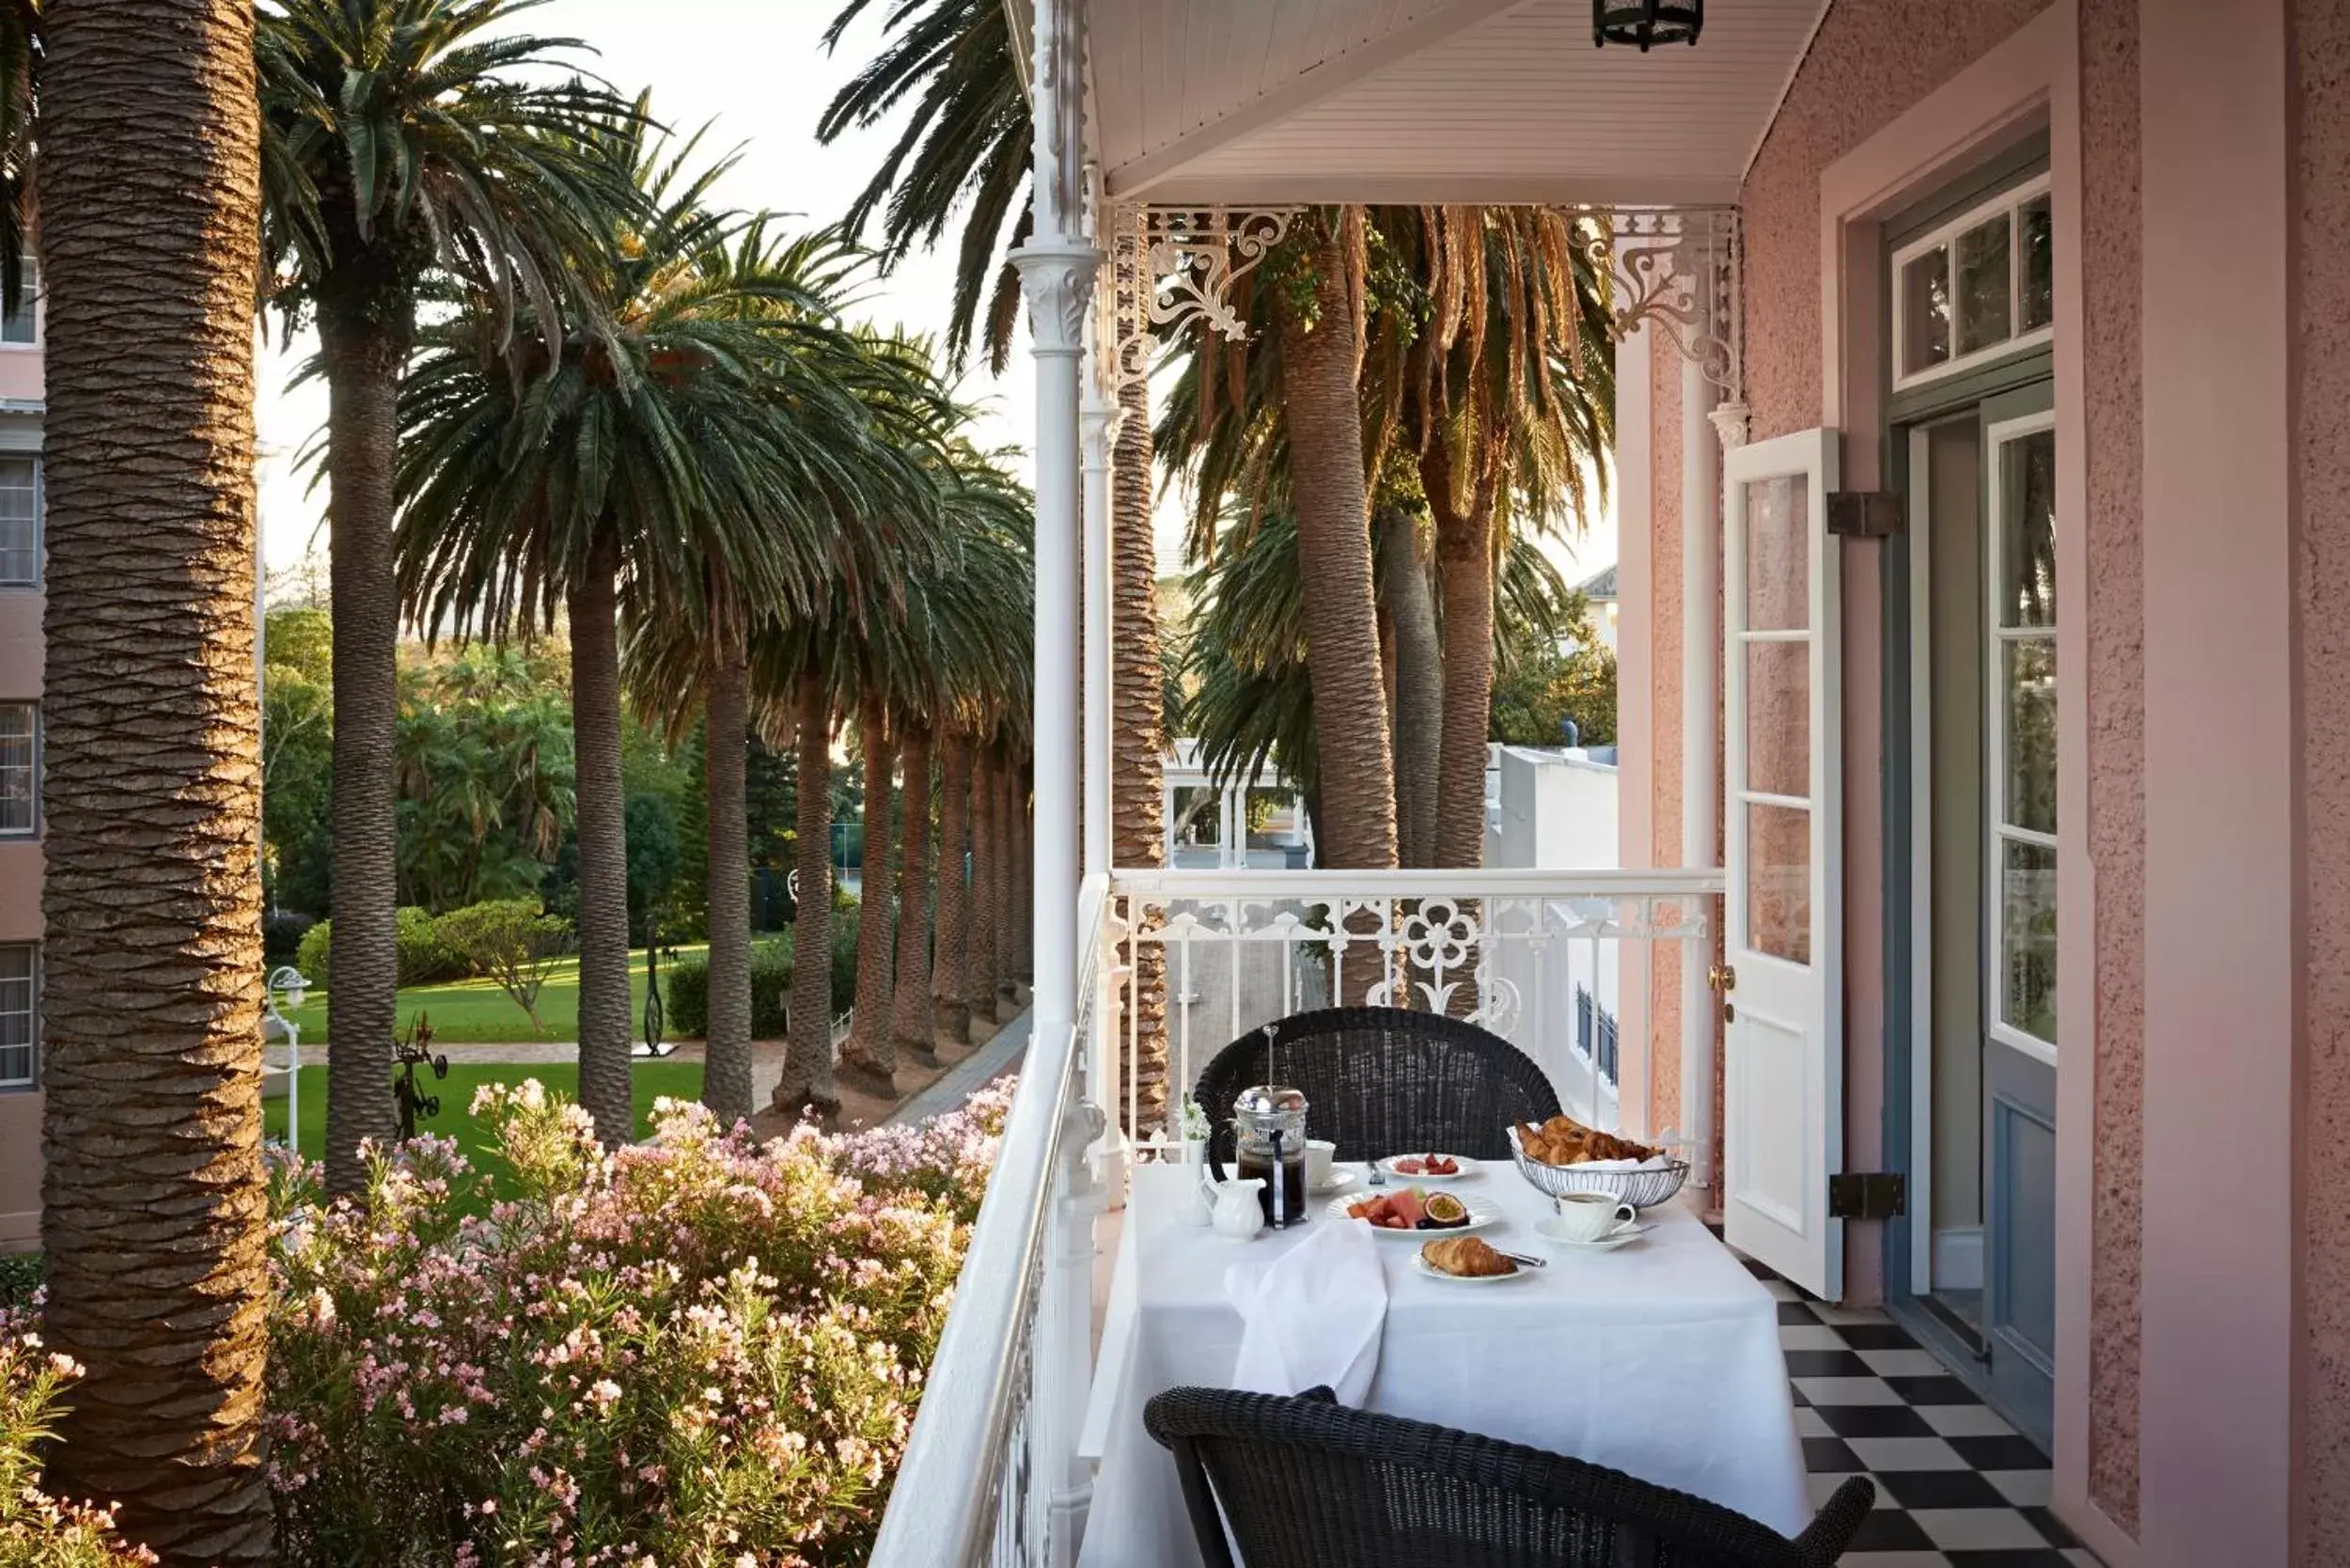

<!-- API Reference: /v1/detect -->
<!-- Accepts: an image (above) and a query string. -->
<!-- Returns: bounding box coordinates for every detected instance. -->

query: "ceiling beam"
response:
[1128,172,1744,210]
[1104,0,1540,199]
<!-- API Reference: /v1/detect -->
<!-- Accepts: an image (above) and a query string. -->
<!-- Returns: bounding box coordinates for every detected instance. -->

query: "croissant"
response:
[1422,1236,1514,1278]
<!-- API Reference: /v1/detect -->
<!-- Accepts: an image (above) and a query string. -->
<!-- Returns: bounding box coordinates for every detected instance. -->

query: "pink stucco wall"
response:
[1648,329,1684,1137]
[1734,0,2145,1528]
[2076,0,2143,1533]
[2296,0,2350,1555]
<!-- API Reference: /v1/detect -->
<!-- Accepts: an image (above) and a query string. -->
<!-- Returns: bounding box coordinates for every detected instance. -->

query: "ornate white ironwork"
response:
[1578,207,1744,408]
[1093,204,1302,397]
[1098,869,1720,1145]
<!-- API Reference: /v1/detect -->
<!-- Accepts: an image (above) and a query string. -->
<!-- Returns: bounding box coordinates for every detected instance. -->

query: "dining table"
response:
[1076,1157,1810,1568]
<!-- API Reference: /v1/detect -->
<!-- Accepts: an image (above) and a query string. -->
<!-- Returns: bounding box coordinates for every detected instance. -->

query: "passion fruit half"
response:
[1418,1192,1469,1229]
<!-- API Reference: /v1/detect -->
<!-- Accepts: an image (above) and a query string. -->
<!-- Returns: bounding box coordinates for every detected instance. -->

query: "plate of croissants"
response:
[1415,1235,1528,1281]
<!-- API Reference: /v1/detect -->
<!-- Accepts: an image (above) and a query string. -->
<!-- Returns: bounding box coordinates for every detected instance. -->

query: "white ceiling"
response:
[1086,0,1830,207]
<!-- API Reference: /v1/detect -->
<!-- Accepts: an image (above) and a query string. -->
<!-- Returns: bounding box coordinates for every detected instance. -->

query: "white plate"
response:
[1411,1251,1535,1283]
[1533,1217,1653,1252]
[1378,1154,1474,1182]
[1309,1168,1360,1197]
[1329,1190,1503,1236]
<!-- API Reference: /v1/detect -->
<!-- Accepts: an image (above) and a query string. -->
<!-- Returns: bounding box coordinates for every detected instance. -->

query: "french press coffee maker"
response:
[1221,1084,1309,1229]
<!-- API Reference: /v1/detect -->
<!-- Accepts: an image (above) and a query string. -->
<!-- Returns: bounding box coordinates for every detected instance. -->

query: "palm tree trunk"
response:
[776,670,838,1118]
[843,698,897,1090]
[699,632,754,1125]
[1110,372,1170,1131]
[569,528,633,1145]
[995,755,1021,1008]
[891,724,937,1068]
[932,730,973,1043]
[1279,211,1398,869]
[317,333,404,1192]
[967,745,1000,1026]
[1377,504,1443,867]
[1425,447,1499,870]
[38,3,274,1558]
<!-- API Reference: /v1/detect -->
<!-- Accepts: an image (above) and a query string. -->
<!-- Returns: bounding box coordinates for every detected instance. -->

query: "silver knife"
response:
[1499,1249,1547,1269]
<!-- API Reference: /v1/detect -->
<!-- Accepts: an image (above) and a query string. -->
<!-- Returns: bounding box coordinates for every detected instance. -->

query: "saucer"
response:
[1533,1217,1652,1252]
[1310,1168,1360,1197]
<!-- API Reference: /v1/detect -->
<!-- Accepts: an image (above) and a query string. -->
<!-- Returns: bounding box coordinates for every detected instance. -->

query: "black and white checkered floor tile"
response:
[1739,1256,2104,1567]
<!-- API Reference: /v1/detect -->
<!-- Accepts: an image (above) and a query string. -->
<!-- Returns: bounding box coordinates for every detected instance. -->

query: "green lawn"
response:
[265,1060,705,1203]
[280,944,707,1046]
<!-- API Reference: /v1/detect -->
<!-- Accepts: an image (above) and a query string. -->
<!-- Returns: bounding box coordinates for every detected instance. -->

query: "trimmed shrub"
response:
[665,901,861,1041]
[291,907,476,991]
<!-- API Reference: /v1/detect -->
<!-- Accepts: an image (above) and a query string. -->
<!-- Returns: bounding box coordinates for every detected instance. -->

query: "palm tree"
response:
[882,445,1030,1069]
[257,0,631,1188]
[840,695,897,1090]
[397,128,931,1142]
[38,5,273,1559]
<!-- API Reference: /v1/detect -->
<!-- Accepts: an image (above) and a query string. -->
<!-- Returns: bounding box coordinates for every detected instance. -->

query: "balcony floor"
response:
[1749,1253,2100,1565]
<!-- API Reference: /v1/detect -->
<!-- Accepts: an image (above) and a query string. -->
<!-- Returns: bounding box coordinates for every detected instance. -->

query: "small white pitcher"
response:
[1203,1175,1266,1240]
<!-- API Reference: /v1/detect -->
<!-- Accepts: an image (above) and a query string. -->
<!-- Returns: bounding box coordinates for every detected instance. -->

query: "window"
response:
[1986,416,2059,1054]
[0,705,31,835]
[0,460,36,587]
[0,263,36,347]
[1891,175,2053,389]
[0,946,29,1089]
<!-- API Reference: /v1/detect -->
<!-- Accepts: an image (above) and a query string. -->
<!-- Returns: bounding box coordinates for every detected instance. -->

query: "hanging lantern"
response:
[1593,0,1702,49]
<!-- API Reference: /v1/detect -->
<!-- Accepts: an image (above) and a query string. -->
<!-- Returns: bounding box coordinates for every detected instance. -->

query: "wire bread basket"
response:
[1506,1126,1691,1210]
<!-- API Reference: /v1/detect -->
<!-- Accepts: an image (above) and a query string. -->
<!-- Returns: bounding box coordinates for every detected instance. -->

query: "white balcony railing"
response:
[871,866,1721,1568]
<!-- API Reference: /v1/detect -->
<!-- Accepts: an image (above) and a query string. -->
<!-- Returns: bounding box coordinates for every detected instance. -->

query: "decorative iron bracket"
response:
[1094,203,1301,398]
[1574,206,1746,440]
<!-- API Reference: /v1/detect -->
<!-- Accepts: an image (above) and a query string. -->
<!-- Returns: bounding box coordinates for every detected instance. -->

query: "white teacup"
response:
[1305,1138,1337,1190]
[1549,1189,1638,1243]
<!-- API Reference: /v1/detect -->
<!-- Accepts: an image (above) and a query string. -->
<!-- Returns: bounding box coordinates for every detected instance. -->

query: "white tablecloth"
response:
[1078,1160,1809,1568]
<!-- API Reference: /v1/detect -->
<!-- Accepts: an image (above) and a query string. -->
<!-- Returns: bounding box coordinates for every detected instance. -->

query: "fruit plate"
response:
[1378,1153,1474,1182]
[1330,1190,1503,1236]
[1411,1252,1536,1283]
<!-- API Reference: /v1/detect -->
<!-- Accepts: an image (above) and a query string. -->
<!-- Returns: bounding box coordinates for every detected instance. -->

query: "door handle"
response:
[1708,964,1737,993]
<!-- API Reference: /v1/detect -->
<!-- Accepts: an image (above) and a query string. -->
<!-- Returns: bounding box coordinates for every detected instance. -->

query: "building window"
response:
[0,946,30,1090]
[0,705,31,835]
[0,460,37,588]
[1891,175,2053,390]
[0,263,36,347]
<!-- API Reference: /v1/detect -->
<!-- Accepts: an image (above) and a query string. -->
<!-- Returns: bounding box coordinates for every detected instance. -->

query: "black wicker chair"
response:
[1145,1385,1874,1568]
[1194,1006,1561,1166]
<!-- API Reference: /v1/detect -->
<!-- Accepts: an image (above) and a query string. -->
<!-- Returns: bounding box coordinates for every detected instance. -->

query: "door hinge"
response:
[1826,490,1904,539]
[1827,1172,1906,1220]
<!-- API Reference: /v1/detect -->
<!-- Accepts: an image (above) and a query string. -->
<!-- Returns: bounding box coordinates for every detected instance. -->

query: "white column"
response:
[1679,350,1720,1188]
[1012,241,1099,1046]
[1080,393,1119,879]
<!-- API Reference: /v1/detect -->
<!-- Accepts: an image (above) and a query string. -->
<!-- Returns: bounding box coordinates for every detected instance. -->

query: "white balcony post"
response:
[1680,344,1721,1188]
[1081,392,1118,880]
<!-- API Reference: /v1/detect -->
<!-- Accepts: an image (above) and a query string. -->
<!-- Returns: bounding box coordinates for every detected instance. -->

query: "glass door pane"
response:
[1986,413,2058,1053]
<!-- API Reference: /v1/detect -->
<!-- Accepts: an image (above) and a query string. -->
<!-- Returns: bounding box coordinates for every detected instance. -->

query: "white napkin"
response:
[1570,1152,1679,1171]
[1223,1217,1387,1405]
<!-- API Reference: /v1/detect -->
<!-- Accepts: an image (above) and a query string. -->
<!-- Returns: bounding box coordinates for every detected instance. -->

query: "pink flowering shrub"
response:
[0,1315,153,1566]
[266,1081,1010,1567]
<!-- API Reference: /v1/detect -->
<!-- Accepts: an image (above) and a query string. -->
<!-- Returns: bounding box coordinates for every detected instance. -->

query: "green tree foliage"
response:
[624,792,682,947]
[395,649,577,913]
[431,899,577,1030]
[1488,599,1620,748]
[263,611,337,917]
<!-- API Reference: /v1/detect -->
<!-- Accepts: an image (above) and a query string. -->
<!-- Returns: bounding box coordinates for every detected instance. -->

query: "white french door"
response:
[1721,428,1844,1300]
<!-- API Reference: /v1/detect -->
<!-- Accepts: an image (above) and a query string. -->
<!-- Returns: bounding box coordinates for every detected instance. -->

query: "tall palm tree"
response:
[258,0,631,1188]
[398,128,931,1142]
[615,230,921,1126]
[841,695,896,1090]
[39,4,273,1559]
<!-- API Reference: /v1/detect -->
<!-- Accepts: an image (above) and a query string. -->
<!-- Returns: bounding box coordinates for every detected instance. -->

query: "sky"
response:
[254,0,1616,591]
